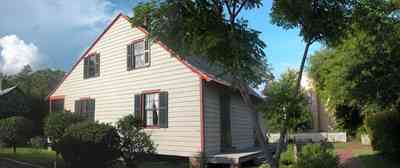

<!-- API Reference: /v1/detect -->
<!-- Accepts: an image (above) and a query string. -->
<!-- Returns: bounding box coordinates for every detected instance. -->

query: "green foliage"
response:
[58,121,121,168]
[260,70,311,132]
[280,144,294,167]
[0,117,34,153]
[270,0,351,45]
[258,163,272,168]
[295,143,339,168]
[44,112,84,153]
[130,0,271,87]
[1,66,65,135]
[366,111,400,157]
[116,115,155,167]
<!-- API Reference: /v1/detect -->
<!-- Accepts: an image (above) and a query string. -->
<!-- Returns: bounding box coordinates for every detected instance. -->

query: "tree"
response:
[5,67,65,135]
[270,0,352,165]
[116,115,155,168]
[260,70,311,133]
[44,112,84,168]
[0,116,34,153]
[130,0,274,164]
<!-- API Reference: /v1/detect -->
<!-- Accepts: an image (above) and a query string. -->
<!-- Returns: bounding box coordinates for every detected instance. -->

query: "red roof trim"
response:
[47,13,221,99]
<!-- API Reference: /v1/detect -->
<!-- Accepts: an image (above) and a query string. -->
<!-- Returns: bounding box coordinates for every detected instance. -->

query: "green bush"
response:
[0,116,34,153]
[295,143,339,168]
[280,144,295,167]
[366,111,400,157]
[117,115,155,167]
[58,121,121,168]
[44,112,84,153]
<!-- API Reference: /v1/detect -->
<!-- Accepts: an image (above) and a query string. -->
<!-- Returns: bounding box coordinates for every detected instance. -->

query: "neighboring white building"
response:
[301,73,334,132]
[47,13,263,160]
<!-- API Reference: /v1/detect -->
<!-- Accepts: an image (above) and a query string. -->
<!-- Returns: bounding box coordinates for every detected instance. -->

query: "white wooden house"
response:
[47,13,264,167]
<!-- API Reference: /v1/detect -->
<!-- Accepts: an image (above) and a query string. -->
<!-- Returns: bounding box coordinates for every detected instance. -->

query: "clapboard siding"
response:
[51,15,201,157]
[204,83,255,155]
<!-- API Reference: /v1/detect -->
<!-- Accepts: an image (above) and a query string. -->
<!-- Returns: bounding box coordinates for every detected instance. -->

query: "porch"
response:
[207,147,265,168]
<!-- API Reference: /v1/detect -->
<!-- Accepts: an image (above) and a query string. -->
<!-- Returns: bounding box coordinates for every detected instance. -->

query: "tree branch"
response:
[234,0,249,17]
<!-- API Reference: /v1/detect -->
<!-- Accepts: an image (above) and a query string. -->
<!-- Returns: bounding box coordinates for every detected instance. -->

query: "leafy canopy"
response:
[130,0,271,87]
[270,0,352,45]
[260,70,311,132]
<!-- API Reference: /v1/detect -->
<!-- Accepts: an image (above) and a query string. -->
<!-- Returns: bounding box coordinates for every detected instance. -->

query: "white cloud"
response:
[0,0,122,70]
[0,35,40,75]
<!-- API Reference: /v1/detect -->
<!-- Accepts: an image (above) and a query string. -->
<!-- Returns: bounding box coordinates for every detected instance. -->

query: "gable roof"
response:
[47,13,260,99]
[0,86,17,96]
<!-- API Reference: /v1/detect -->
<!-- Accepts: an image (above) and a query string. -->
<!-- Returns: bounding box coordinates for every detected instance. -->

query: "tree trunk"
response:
[272,41,312,168]
[237,82,276,167]
[295,42,312,95]
[12,144,16,154]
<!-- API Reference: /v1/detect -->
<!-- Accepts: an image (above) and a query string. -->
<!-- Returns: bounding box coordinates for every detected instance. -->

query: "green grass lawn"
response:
[334,142,399,168]
[0,147,65,168]
[0,147,188,168]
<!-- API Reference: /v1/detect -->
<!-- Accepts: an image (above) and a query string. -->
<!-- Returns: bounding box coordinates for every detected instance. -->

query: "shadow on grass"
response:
[355,153,399,168]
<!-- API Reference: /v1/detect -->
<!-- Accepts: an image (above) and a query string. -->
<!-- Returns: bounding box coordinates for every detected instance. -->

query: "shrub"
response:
[29,136,47,149]
[295,143,339,168]
[280,144,295,167]
[58,121,121,168]
[259,163,271,168]
[117,115,155,167]
[44,112,84,153]
[0,116,34,153]
[366,111,400,157]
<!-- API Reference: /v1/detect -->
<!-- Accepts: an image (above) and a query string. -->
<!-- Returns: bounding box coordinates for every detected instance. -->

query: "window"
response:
[50,99,64,113]
[84,53,100,79]
[127,39,150,70]
[134,91,168,128]
[75,99,95,121]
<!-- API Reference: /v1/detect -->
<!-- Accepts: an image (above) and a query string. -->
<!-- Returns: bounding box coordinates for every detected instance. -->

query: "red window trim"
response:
[79,97,92,100]
[49,95,65,100]
[142,89,161,94]
[84,52,98,58]
[129,38,145,45]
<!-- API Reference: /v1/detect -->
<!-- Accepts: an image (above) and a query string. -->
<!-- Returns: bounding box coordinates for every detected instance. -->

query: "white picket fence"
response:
[267,132,347,143]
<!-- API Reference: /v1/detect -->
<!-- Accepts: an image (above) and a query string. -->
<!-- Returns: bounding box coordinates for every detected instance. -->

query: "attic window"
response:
[127,39,150,70]
[84,53,100,79]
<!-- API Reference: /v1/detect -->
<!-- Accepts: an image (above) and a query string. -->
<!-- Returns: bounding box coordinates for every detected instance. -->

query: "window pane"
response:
[145,93,159,126]
[135,54,145,67]
[134,41,145,68]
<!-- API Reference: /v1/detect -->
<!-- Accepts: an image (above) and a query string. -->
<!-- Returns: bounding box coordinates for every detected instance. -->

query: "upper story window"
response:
[84,53,100,79]
[127,39,150,70]
[75,98,95,121]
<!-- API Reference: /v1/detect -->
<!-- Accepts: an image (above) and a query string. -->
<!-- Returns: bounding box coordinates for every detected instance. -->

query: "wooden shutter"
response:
[75,100,80,114]
[127,45,132,70]
[83,58,88,79]
[134,94,143,125]
[95,54,100,77]
[159,92,168,128]
[89,99,95,121]
[144,39,150,65]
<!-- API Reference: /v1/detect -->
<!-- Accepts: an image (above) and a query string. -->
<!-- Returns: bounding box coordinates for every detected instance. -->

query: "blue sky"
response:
[0,0,321,77]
